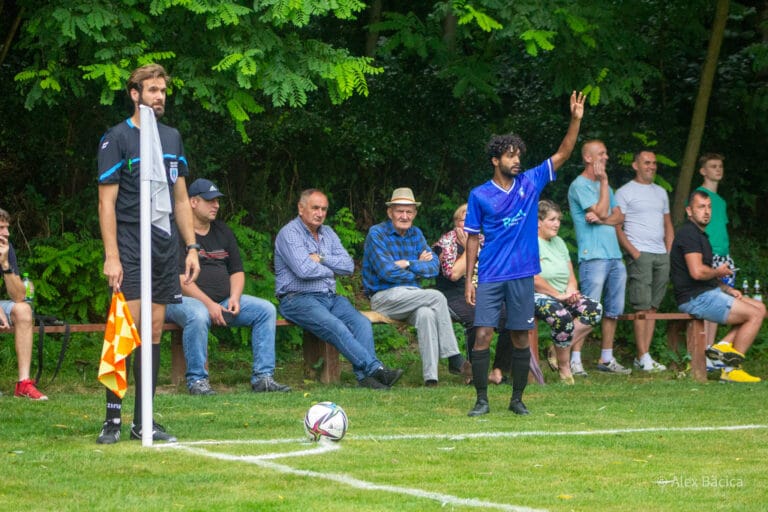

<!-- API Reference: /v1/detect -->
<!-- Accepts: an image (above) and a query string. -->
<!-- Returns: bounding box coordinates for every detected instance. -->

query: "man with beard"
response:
[463,91,586,417]
[670,190,764,383]
[96,64,200,443]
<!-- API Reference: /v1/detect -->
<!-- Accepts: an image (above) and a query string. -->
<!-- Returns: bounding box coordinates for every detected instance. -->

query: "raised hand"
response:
[570,91,586,120]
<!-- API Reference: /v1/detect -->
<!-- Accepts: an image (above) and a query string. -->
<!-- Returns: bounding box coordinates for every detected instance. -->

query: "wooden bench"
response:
[617,312,707,382]
[528,312,708,382]
[168,310,399,386]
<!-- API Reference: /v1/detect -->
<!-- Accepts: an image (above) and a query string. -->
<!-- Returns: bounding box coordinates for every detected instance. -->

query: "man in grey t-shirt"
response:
[614,150,674,372]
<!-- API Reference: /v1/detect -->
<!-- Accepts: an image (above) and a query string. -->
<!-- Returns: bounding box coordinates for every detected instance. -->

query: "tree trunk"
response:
[365,0,383,58]
[672,0,729,225]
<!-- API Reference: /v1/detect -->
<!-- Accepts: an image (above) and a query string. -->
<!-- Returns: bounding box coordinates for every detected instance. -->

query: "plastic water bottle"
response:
[22,272,34,303]
[754,280,762,302]
[742,279,749,297]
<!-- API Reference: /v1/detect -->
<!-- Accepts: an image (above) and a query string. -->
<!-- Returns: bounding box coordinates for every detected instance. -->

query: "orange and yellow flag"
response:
[98,291,141,398]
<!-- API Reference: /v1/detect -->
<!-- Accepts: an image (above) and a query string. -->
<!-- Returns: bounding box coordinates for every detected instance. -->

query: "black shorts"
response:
[116,222,182,304]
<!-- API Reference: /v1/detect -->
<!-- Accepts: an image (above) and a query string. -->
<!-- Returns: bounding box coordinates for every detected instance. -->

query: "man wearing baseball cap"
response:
[362,187,471,386]
[165,178,291,394]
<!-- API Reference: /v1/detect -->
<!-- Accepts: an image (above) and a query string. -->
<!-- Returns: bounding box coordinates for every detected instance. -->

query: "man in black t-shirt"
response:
[165,179,290,395]
[670,190,764,383]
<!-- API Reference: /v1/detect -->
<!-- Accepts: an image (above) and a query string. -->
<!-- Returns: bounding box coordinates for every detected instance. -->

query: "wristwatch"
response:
[2,266,12,274]
[404,260,411,269]
[185,243,201,253]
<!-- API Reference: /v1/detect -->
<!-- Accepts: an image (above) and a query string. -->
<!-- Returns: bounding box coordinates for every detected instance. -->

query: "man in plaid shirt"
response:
[362,187,471,386]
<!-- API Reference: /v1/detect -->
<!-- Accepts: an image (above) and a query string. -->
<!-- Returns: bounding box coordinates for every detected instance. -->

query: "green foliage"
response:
[23,233,109,323]
[330,207,365,259]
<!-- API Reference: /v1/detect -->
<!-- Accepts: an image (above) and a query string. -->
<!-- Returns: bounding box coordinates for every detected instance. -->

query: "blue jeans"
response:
[165,295,277,387]
[279,292,381,381]
[579,258,626,318]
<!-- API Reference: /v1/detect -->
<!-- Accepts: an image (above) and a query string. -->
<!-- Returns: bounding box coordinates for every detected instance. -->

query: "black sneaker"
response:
[373,367,404,387]
[130,422,177,443]
[508,398,530,416]
[96,419,121,444]
[251,376,292,393]
[189,378,216,396]
[358,376,390,390]
[468,399,490,417]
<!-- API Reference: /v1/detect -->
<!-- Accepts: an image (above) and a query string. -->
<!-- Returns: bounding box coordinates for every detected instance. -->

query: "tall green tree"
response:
[3,0,382,141]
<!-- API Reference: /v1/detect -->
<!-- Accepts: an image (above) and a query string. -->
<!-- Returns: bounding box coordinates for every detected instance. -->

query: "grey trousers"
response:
[370,286,460,381]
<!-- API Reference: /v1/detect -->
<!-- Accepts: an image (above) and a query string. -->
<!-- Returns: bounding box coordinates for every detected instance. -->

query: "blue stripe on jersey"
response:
[99,160,124,182]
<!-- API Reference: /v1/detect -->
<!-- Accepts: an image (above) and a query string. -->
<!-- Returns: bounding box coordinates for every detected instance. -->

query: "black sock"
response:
[511,346,530,401]
[448,353,465,369]
[105,389,122,422]
[133,344,160,425]
[471,348,490,402]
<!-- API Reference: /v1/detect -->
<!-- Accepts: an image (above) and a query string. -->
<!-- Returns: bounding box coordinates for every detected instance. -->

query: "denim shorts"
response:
[474,277,535,331]
[678,288,734,324]
[578,258,626,318]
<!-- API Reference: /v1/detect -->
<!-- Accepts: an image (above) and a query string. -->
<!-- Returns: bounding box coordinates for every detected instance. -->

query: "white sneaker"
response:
[705,356,725,373]
[596,359,632,375]
[570,361,588,377]
[633,358,667,372]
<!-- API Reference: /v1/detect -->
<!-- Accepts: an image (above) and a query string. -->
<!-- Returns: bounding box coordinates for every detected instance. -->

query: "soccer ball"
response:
[304,402,348,442]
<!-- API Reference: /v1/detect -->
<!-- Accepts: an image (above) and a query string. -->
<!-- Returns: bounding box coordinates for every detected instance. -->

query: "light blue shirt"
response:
[567,175,622,262]
[274,217,353,297]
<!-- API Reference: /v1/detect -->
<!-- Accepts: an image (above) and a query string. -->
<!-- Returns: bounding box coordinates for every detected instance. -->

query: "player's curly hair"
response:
[486,134,526,169]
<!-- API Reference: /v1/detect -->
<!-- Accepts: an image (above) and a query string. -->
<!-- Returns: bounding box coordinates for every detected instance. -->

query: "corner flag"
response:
[98,291,141,398]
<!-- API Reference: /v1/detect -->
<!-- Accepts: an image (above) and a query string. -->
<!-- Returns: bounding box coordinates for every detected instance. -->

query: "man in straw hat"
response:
[363,187,471,386]
[464,91,586,417]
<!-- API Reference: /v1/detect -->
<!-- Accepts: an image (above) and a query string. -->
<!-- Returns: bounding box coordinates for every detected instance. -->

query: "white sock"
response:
[639,352,653,365]
[600,349,613,363]
[571,351,582,365]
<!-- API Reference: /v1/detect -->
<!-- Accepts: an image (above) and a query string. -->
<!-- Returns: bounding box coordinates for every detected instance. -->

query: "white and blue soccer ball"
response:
[304,402,348,442]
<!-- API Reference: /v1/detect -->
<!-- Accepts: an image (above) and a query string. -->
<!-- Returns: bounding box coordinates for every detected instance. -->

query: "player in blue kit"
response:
[463,91,586,417]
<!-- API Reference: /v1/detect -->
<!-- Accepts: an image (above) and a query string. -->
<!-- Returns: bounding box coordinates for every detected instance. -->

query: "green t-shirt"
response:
[537,235,571,294]
[696,186,730,256]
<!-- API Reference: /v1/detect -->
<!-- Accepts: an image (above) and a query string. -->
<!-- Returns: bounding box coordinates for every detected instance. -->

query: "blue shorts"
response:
[474,277,535,331]
[579,258,626,318]
[678,288,734,324]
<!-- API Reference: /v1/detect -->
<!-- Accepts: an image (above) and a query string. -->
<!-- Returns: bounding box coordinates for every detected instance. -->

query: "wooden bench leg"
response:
[302,331,341,384]
[170,329,186,386]
[687,319,707,383]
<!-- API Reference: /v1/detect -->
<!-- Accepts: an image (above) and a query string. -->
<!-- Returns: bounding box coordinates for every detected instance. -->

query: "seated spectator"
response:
[535,200,603,384]
[0,208,47,400]
[165,179,291,395]
[363,187,471,387]
[670,190,764,383]
[433,203,512,385]
[274,189,403,390]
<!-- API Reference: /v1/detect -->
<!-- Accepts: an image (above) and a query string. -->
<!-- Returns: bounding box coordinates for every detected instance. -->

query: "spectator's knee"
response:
[11,301,34,327]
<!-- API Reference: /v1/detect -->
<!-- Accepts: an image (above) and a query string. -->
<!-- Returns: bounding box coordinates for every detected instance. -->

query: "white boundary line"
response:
[159,424,768,512]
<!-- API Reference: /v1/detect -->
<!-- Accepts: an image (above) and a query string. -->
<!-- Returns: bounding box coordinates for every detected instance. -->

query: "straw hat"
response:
[385,187,421,206]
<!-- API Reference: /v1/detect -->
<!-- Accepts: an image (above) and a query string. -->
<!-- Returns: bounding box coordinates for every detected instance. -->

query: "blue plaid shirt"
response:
[362,219,438,295]
[274,217,354,297]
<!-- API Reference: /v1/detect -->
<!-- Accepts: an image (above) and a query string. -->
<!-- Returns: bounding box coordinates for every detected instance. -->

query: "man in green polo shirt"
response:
[696,152,736,367]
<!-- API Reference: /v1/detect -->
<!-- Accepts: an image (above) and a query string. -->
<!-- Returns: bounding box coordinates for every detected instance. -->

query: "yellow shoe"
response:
[559,374,575,385]
[706,341,745,366]
[720,368,761,383]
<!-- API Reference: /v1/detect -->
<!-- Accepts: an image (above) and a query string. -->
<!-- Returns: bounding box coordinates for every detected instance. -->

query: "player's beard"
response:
[141,94,165,118]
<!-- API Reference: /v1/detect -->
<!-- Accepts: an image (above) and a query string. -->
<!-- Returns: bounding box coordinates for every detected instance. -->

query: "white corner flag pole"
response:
[139,105,155,447]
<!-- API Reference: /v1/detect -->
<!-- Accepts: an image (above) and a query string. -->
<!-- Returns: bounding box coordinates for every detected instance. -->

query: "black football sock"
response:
[105,389,122,422]
[133,344,161,426]
[471,348,490,402]
[511,346,530,402]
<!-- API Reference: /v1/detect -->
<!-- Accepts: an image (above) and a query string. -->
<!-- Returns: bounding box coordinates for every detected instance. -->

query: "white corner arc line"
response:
[157,425,767,512]
[173,443,544,512]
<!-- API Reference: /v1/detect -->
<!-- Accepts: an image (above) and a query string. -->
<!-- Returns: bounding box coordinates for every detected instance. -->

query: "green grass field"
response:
[2,352,766,512]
